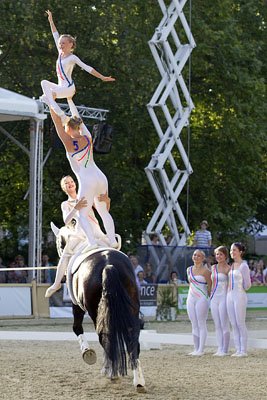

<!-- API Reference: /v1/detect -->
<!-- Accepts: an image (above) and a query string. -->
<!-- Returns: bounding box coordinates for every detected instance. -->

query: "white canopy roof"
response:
[0,87,46,122]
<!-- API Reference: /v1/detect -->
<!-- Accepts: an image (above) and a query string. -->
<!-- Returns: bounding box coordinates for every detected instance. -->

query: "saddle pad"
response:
[67,247,127,306]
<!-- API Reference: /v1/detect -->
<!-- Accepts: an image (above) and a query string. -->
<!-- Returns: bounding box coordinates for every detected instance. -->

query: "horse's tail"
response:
[96,264,139,377]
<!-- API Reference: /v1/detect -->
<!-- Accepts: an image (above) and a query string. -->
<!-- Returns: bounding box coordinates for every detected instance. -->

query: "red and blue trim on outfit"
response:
[57,53,74,87]
[228,266,234,292]
[187,266,209,299]
[210,264,218,300]
[68,200,100,226]
[71,135,93,168]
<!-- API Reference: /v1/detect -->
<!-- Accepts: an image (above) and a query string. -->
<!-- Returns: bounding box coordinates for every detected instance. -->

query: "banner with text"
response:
[140,284,158,307]
[178,285,267,311]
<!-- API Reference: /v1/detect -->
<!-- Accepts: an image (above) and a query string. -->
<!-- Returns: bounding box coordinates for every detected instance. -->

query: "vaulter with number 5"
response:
[49,100,119,251]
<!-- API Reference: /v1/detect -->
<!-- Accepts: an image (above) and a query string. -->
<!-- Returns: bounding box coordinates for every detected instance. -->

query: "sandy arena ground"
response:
[0,311,267,400]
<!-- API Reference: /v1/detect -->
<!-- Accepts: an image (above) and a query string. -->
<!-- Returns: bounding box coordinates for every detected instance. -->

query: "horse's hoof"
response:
[136,385,147,393]
[110,376,120,383]
[82,349,97,365]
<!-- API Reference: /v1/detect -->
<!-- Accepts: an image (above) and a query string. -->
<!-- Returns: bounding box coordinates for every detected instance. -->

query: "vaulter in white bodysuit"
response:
[40,10,115,118]
[66,99,117,249]
[210,246,231,356]
[61,197,107,241]
[186,250,211,356]
[45,175,111,298]
[227,243,251,357]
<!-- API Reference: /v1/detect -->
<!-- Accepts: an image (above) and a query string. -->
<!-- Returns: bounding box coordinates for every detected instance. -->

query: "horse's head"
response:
[56,220,76,257]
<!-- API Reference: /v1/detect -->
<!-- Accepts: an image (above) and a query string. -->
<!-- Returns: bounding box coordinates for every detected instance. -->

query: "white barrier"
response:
[0,286,32,316]
[0,330,267,349]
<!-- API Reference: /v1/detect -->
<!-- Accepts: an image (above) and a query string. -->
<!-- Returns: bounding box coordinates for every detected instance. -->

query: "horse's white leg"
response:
[133,359,146,392]
[77,334,97,365]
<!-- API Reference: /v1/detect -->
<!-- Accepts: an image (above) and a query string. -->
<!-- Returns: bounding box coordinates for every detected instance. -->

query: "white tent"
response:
[0,88,45,121]
[0,87,47,276]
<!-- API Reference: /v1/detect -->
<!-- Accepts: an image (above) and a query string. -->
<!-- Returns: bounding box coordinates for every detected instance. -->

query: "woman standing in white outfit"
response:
[210,246,231,356]
[187,250,211,356]
[227,243,251,357]
[40,10,115,118]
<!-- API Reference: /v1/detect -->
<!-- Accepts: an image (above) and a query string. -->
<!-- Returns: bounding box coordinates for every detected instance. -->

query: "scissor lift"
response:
[144,0,195,275]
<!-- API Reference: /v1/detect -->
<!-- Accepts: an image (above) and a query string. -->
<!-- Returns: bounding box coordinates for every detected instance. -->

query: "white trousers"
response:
[41,80,76,116]
[76,168,116,246]
[211,298,230,353]
[52,236,81,288]
[187,294,209,353]
[227,291,248,353]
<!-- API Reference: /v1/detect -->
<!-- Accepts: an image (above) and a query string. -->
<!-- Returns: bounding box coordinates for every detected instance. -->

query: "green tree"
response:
[0,0,266,260]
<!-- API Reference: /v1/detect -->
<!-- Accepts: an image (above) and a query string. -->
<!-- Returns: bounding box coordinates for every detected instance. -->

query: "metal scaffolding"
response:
[144,0,195,271]
[42,103,109,121]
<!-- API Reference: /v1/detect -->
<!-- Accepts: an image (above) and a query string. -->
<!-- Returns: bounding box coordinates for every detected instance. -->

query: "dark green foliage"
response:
[0,0,266,260]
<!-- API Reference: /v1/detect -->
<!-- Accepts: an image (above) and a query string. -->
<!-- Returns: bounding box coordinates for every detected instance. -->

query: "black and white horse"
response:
[56,225,146,392]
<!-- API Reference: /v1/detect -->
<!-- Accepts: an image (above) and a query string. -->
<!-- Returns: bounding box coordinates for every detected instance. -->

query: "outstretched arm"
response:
[74,56,115,81]
[90,68,115,82]
[50,108,72,149]
[46,10,57,33]
[46,10,60,51]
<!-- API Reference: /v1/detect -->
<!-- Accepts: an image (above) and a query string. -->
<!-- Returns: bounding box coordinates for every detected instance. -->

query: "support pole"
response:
[28,119,37,274]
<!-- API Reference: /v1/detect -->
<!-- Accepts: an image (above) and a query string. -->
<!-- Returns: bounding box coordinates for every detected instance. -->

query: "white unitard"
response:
[49,199,107,291]
[66,100,116,247]
[62,199,107,241]
[226,262,251,353]
[187,266,210,354]
[41,31,93,116]
[210,265,230,354]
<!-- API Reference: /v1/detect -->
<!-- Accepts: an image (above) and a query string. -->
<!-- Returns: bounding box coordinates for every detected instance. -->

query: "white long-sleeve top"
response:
[228,262,251,293]
[53,32,93,87]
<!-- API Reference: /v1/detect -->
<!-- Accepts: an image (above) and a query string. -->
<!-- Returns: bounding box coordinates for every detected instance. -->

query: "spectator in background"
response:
[14,255,28,283]
[0,256,7,283]
[136,271,147,290]
[130,255,144,277]
[193,220,212,248]
[7,261,18,283]
[248,259,255,270]
[166,234,173,245]
[41,254,55,284]
[168,270,181,284]
[151,234,160,246]
[262,260,267,284]
[252,262,264,286]
[144,262,156,283]
[250,265,256,284]
[204,254,216,270]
